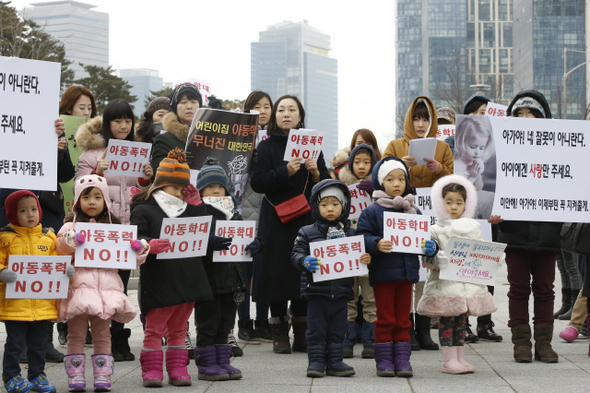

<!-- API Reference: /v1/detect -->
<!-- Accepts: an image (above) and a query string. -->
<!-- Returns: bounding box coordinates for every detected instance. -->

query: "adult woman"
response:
[331,128,382,176]
[135,97,171,144]
[251,95,330,354]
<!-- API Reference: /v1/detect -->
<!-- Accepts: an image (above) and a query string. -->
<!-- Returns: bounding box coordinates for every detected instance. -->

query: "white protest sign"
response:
[5,255,71,299]
[75,223,138,269]
[311,235,368,283]
[348,185,372,220]
[257,129,269,145]
[414,188,435,226]
[283,129,326,163]
[439,236,506,285]
[485,102,508,117]
[0,56,60,191]
[409,137,437,165]
[383,212,430,254]
[158,216,212,259]
[104,140,152,177]
[213,220,256,262]
[436,125,455,141]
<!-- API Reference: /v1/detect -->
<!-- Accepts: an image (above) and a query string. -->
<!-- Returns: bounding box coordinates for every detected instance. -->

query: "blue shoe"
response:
[4,374,32,392]
[29,374,56,393]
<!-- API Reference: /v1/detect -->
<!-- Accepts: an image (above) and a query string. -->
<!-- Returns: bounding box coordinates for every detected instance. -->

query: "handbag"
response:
[266,174,311,224]
[560,222,590,255]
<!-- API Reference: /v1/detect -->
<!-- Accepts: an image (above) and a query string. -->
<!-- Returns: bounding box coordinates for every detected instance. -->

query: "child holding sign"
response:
[0,191,74,392]
[291,179,370,378]
[416,175,499,374]
[356,157,437,378]
[56,175,148,392]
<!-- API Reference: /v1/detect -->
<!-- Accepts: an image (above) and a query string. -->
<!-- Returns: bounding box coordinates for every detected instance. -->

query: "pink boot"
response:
[140,350,164,387]
[64,354,86,392]
[165,348,192,386]
[441,347,469,374]
[92,354,113,392]
[559,326,579,343]
[456,346,475,373]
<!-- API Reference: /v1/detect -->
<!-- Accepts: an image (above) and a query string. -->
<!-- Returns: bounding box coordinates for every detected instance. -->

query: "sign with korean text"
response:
[283,129,326,163]
[438,237,506,285]
[311,236,368,283]
[5,255,71,299]
[157,216,212,259]
[348,185,372,220]
[485,102,508,117]
[0,56,60,191]
[436,125,455,141]
[383,212,430,254]
[103,139,151,177]
[75,223,138,269]
[213,220,256,262]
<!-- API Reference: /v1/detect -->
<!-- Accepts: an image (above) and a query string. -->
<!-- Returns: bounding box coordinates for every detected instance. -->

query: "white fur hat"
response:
[378,160,408,186]
[431,174,478,220]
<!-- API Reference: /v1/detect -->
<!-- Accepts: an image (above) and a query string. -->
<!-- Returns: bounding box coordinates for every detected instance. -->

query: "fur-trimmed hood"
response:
[161,112,189,144]
[75,116,105,151]
[331,146,350,169]
[338,166,371,186]
[431,174,477,221]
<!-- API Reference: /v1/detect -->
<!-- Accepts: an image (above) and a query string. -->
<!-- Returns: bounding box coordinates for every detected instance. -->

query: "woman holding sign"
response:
[251,95,330,354]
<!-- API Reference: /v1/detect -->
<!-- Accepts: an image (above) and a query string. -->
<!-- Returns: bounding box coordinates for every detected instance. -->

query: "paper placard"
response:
[436,125,455,141]
[485,102,508,117]
[213,220,256,262]
[310,236,368,283]
[409,137,437,165]
[438,236,506,285]
[5,255,71,299]
[103,139,152,177]
[75,223,138,269]
[383,212,430,254]
[283,129,325,163]
[157,216,212,259]
[348,185,372,220]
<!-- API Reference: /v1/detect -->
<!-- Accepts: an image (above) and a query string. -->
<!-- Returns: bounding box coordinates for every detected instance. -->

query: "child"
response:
[356,157,436,377]
[0,191,72,392]
[291,179,371,378]
[416,175,499,374]
[338,144,378,358]
[454,117,493,191]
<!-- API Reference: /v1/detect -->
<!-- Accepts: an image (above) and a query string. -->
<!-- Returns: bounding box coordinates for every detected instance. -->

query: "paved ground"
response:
[3,264,589,392]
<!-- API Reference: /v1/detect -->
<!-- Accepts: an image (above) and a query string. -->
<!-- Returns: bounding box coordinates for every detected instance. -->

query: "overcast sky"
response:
[12,0,398,155]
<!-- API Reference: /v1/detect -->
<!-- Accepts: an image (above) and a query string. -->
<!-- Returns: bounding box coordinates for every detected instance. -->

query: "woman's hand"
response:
[488,215,503,224]
[54,118,65,137]
[287,158,301,176]
[95,149,109,175]
[401,156,416,169]
[305,158,320,182]
[143,162,153,180]
[423,158,440,173]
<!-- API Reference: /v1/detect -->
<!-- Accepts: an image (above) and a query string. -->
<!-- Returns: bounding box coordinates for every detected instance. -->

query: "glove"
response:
[66,265,75,278]
[245,238,263,256]
[0,269,17,283]
[233,291,246,306]
[148,238,171,254]
[356,179,374,195]
[131,239,149,253]
[211,236,232,251]
[65,230,85,248]
[422,240,438,256]
[302,256,321,273]
[182,184,202,206]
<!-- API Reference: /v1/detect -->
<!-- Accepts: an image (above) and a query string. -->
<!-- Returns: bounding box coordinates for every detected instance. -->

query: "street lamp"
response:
[563,47,589,119]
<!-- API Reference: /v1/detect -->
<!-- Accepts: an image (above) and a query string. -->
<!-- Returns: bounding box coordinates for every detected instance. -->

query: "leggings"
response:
[557,250,583,291]
[438,315,467,347]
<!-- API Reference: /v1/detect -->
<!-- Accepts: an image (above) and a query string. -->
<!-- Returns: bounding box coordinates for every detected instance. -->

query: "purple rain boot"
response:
[91,354,113,392]
[373,342,395,377]
[165,348,192,386]
[140,350,164,387]
[215,345,242,380]
[392,342,413,377]
[64,354,86,392]
[193,347,229,381]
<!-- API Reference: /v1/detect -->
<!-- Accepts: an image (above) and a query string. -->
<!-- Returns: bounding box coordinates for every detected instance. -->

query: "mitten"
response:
[0,269,17,283]
[66,265,75,278]
[65,230,85,248]
[436,250,450,269]
[211,236,232,251]
[131,239,149,253]
[245,238,263,256]
[148,238,171,254]
[422,240,438,256]
[303,256,321,273]
[182,184,202,206]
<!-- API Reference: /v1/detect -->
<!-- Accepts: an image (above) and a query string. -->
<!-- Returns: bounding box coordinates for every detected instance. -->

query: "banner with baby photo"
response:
[185,108,258,210]
[456,115,590,222]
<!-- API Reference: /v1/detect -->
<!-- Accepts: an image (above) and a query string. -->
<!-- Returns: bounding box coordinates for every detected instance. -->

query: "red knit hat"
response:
[4,190,42,226]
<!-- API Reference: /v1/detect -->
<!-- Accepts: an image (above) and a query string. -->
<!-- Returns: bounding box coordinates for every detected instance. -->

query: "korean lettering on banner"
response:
[5,255,71,299]
[383,212,430,254]
[348,185,372,220]
[74,223,138,269]
[157,216,213,260]
[311,235,368,283]
[185,108,258,211]
[436,125,455,141]
[0,56,61,191]
[103,139,152,177]
[485,102,508,117]
[438,236,506,286]
[283,129,326,163]
[213,220,256,262]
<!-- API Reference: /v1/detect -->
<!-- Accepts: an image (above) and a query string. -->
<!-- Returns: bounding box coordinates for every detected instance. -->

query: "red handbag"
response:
[266,174,310,223]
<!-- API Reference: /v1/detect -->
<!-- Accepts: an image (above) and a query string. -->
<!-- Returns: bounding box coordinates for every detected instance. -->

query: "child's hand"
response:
[96,149,109,175]
[377,239,393,253]
[245,238,263,256]
[422,240,438,256]
[66,265,75,278]
[130,239,149,254]
[143,162,153,180]
[148,238,171,254]
[488,215,503,224]
[182,184,202,206]
[360,253,371,265]
[303,256,321,273]
[423,158,440,173]
[65,230,85,248]
[211,236,232,251]
[0,269,17,283]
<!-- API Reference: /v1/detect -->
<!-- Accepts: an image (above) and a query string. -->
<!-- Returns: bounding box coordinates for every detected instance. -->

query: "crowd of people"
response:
[0,83,587,393]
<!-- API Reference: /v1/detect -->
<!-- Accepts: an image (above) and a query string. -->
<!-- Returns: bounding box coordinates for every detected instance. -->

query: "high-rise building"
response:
[24,1,109,79]
[251,21,338,161]
[119,69,164,117]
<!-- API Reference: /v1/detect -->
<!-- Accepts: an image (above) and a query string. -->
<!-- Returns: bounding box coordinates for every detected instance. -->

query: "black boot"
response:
[553,288,571,319]
[558,289,580,320]
[238,319,260,344]
[409,313,420,351]
[45,322,65,363]
[291,316,308,353]
[57,322,68,347]
[415,313,439,350]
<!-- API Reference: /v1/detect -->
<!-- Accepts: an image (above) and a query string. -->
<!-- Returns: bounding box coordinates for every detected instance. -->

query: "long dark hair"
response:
[102,99,135,143]
[266,95,305,134]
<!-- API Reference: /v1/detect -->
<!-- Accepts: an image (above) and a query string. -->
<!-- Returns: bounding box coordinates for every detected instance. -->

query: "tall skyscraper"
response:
[24,1,109,79]
[119,69,164,117]
[251,21,338,161]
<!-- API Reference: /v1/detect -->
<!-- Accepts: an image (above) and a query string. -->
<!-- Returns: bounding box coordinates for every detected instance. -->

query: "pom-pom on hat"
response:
[146,148,191,200]
[5,190,42,226]
[196,157,230,195]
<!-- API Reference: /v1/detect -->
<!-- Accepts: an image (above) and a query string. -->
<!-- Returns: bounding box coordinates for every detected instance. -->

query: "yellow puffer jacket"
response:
[0,224,59,321]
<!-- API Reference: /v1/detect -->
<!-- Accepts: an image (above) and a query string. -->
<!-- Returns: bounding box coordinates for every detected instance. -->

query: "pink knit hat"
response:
[73,175,112,218]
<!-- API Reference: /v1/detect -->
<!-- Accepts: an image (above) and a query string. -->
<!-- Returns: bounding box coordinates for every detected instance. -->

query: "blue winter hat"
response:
[196,157,229,195]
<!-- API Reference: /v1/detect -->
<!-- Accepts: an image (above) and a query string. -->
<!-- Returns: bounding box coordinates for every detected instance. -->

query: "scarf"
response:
[153,190,187,218]
[326,222,346,239]
[372,191,418,214]
[202,196,235,220]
